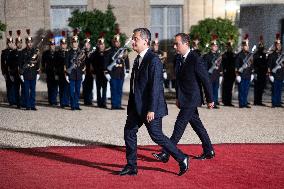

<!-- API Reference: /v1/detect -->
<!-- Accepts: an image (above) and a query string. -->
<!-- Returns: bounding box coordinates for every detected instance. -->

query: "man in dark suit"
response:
[152,33,215,163]
[119,28,189,176]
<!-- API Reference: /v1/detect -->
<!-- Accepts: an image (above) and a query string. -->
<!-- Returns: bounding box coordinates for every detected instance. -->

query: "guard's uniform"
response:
[42,47,58,105]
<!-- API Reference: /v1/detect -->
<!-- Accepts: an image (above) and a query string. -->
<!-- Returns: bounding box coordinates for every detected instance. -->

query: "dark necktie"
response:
[132,55,140,92]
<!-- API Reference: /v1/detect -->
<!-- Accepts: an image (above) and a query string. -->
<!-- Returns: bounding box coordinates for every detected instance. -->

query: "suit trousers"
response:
[163,107,213,154]
[124,110,185,168]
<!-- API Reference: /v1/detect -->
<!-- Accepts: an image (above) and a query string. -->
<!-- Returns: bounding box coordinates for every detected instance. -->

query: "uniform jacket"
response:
[21,47,40,80]
[235,50,254,80]
[42,49,58,81]
[203,51,222,81]
[267,51,284,80]
[65,48,86,81]
[1,48,13,77]
[106,47,130,79]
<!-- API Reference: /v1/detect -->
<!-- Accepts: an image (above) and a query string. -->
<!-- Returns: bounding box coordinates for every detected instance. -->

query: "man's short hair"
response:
[133,28,151,46]
[175,33,190,45]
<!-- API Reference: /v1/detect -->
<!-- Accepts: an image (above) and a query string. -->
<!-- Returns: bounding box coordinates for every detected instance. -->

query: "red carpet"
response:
[0,144,283,189]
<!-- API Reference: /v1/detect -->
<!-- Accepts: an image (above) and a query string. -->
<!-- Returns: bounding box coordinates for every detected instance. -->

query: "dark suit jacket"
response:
[175,51,213,108]
[127,49,168,118]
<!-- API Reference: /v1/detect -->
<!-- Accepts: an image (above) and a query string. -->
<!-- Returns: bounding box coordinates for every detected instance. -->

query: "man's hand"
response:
[105,73,111,81]
[207,102,214,109]
[176,100,180,109]
[20,75,24,82]
[82,74,85,82]
[66,76,70,83]
[147,112,155,123]
[10,76,14,82]
[236,75,241,83]
[36,74,40,81]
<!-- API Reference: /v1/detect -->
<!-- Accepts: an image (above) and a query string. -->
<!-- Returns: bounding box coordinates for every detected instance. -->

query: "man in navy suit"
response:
[152,33,215,163]
[119,28,189,176]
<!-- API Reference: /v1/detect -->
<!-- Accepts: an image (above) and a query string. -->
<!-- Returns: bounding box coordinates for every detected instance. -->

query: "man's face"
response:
[16,42,22,49]
[243,45,249,52]
[173,36,189,55]
[7,42,14,49]
[113,40,120,48]
[132,31,148,53]
[72,41,79,49]
[85,42,91,50]
[98,43,105,51]
[211,44,218,52]
[50,44,55,51]
[276,43,282,51]
[153,43,159,51]
[61,43,67,49]
[26,42,32,48]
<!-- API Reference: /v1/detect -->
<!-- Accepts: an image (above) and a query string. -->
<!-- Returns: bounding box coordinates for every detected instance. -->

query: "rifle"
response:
[208,52,224,74]
[238,45,256,73]
[66,48,86,74]
[272,53,284,73]
[107,37,132,71]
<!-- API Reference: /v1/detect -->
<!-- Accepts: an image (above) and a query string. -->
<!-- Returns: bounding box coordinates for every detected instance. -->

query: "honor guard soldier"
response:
[203,34,222,108]
[151,33,167,80]
[105,29,130,110]
[235,34,255,108]
[20,29,40,110]
[42,33,58,106]
[82,32,95,105]
[191,34,202,56]
[253,35,268,106]
[1,31,15,106]
[9,30,24,108]
[267,33,284,108]
[221,36,236,106]
[65,29,86,110]
[55,31,70,108]
[91,33,108,108]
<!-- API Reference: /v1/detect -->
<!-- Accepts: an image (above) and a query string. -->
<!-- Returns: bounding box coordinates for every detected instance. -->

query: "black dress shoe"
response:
[178,155,190,176]
[119,165,138,176]
[25,107,30,110]
[245,105,251,108]
[31,107,37,111]
[152,152,170,163]
[213,105,219,109]
[195,150,215,160]
[75,107,82,110]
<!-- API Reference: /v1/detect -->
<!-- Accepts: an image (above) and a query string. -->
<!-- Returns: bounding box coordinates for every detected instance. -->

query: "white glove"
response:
[124,73,129,79]
[36,74,40,81]
[10,76,15,82]
[82,74,85,82]
[250,74,254,82]
[105,73,111,81]
[66,76,70,83]
[269,75,274,83]
[236,75,241,83]
[55,75,59,80]
[20,75,24,82]
[163,72,167,80]
[219,76,223,85]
